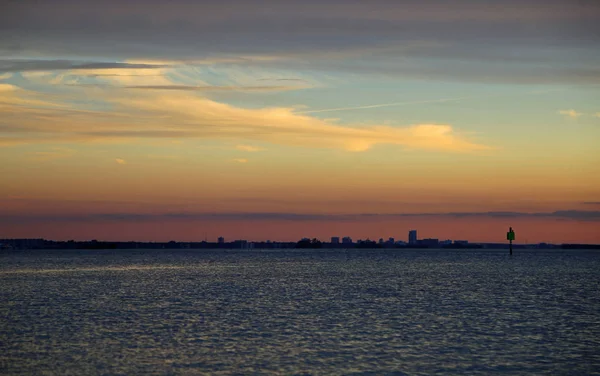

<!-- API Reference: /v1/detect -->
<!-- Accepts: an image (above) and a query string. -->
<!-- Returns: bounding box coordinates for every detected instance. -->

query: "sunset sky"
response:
[1,0,599,243]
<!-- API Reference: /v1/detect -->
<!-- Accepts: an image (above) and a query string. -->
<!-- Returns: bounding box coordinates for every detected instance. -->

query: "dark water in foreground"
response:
[1,249,600,375]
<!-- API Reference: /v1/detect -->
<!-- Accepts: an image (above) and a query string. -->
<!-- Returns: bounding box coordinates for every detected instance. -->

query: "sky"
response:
[1,0,599,243]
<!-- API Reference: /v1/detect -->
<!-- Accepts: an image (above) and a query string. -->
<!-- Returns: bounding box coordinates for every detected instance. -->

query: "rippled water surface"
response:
[2,249,600,375]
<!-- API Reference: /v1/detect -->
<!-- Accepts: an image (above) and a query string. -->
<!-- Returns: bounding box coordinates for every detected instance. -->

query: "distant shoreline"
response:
[1,239,598,251]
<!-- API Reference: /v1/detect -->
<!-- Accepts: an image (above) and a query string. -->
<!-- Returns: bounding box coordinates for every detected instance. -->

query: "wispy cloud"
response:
[0,136,44,146]
[258,78,307,82]
[236,145,264,152]
[29,147,75,161]
[594,112,600,118]
[146,154,181,161]
[233,158,248,163]
[297,97,467,114]
[0,83,69,109]
[558,109,583,118]
[1,210,599,224]
[124,85,306,92]
[84,73,165,77]
[115,158,126,164]
[0,60,168,73]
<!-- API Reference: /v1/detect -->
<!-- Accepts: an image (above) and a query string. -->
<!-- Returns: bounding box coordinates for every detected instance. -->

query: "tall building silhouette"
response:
[408,230,417,245]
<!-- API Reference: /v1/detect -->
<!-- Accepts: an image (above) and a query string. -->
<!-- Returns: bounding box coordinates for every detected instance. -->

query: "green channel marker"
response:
[507,227,515,255]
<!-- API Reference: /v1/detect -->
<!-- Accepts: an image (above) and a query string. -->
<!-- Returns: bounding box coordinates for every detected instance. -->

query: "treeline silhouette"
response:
[295,238,323,248]
[295,239,381,248]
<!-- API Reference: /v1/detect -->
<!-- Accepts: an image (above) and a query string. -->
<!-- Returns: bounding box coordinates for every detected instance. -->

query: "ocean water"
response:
[1,249,600,375]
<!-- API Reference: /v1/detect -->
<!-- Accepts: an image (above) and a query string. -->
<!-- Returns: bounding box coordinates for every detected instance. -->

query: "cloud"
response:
[0,75,492,152]
[29,148,75,161]
[1,210,599,224]
[0,59,168,73]
[65,84,304,92]
[258,78,307,82]
[115,158,126,164]
[2,1,598,85]
[558,109,583,118]
[582,202,600,205]
[233,158,248,163]
[124,85,305,92]
[0,137,41,146]
[236,145,264,152]
[4,1,597,40]
[594,112,600,118]
[297,97,466,114]
[105,91,491,152]
[84,73,165,77]
[146,154,181,160]
[0,83,69,109]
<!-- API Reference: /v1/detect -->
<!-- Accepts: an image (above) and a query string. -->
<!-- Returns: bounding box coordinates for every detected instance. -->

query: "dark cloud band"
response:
[1,210,599,224]
[0,60,166,73]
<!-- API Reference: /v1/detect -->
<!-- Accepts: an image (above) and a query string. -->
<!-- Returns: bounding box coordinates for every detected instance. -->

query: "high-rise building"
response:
[218,236,225,244]
[331,237,340,244]
[342,236,353,244]
[408,230,417,244]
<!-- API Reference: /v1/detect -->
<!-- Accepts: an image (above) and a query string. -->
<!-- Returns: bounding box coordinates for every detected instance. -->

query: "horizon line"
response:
[2,237,599,246]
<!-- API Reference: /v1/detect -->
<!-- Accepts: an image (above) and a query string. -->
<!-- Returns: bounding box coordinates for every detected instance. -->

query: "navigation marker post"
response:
[507,227,515,255]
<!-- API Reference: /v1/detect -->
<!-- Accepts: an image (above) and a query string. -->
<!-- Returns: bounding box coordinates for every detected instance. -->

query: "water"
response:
[1,249,600,375]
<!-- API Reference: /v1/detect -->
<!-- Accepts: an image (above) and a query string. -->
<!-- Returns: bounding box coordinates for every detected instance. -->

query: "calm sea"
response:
[1,249,599,375]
